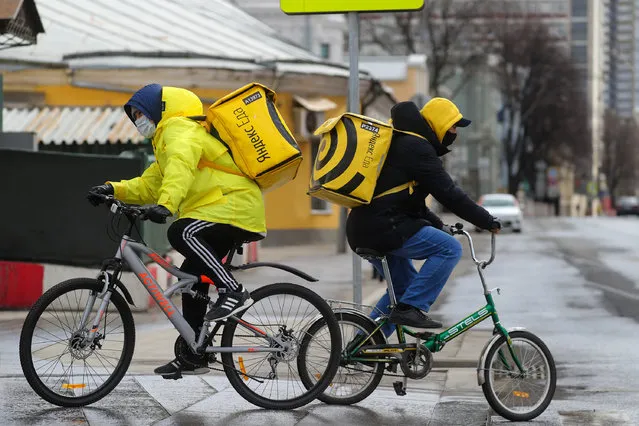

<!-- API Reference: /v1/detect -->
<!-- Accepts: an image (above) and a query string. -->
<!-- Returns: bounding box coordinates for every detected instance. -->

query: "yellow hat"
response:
[420,97,471,142]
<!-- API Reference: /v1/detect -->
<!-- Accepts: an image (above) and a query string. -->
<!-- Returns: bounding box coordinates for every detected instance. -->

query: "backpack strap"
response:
[198,159,246,178]
[373,181,418,199]
[394,129,427,140]
[370,131,424,201]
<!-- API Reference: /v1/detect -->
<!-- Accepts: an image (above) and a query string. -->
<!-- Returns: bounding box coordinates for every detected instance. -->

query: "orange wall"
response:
[383,67,425,102]
[263,93,344,230]
[39,85,231,108]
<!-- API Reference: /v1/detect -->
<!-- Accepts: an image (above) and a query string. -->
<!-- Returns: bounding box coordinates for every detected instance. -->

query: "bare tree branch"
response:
[492,18,590,194]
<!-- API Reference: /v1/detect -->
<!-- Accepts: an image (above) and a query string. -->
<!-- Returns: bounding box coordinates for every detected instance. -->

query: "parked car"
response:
[475,193,523,233]
[616,196,639,216]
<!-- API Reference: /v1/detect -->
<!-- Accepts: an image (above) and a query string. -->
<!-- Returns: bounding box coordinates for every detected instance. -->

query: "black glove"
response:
[489,218,502,233]
[87,183,114,206]
[440,224,454,236]
[145,205,172,224]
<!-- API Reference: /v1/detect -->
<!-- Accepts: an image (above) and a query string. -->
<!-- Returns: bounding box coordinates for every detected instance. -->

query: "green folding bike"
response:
[298,223,556,422]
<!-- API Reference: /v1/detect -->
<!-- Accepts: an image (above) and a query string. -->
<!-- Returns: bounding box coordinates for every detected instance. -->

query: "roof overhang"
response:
[293,95,338,112]
[0,0,44,50]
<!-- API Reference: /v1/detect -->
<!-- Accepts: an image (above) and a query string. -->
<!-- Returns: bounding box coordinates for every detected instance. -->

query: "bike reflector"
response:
[62,383,86,389]
[238,356,249,381]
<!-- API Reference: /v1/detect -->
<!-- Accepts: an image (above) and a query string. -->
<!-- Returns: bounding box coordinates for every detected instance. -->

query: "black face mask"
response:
[442,132,457,147]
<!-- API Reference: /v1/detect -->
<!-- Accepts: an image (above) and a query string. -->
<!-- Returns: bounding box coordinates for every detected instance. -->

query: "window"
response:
[571,45,588,63]
[319,43,330,59]
[310,141,332,214]
[571,0,587,17]
[617,82,632,91]
[571,21,588,41]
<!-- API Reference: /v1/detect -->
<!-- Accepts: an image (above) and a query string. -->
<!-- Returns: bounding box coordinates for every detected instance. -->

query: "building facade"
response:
[602,0,639,116]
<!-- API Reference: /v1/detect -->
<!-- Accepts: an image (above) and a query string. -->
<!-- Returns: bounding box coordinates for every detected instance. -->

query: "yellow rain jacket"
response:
[110,87,266,234]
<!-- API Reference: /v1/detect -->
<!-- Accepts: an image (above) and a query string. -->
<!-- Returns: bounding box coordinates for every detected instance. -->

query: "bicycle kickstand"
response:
[394,336,417,396]
[393,377,408,396]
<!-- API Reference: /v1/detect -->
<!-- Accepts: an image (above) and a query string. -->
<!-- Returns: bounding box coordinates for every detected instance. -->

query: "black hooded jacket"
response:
[346,102,494,253]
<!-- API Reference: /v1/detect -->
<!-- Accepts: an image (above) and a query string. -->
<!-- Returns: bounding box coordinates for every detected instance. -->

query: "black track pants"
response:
[167,219,246,332]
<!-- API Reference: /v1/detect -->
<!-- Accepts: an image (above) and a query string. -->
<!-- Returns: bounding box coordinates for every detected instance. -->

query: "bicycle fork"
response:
[78,272,114,345]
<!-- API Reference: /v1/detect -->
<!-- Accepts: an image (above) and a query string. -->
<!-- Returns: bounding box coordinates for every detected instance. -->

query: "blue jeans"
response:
[369,226,463,336]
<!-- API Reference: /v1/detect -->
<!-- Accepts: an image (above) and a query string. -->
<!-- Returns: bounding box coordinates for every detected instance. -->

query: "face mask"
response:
[442,132,457,147]
[135,115,156,138]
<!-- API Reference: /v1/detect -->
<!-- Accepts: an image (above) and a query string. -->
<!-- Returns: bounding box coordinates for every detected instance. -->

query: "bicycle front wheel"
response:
[19,278,136,407]
[481,330,556,421]
[221,283,341,410]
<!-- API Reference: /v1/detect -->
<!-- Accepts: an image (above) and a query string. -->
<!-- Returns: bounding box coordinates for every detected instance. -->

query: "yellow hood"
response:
[159,86,203,125]
[420,98,464,143]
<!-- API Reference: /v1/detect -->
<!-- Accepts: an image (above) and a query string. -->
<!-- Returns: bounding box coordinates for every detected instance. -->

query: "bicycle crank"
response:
[400,345,433,379]
[173,336,216,367]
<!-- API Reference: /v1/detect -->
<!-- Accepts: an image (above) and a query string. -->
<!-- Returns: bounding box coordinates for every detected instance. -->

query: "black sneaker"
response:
[388,305,442,329]
[204,285,253,322]
[154,358,209,377]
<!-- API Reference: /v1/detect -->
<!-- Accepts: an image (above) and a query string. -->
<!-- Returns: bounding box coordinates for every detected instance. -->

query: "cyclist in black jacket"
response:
[346,98,501,335]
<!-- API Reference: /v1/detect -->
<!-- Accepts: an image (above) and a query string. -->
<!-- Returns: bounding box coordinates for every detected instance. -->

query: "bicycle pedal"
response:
[392,381,407,396]
[386,362,398,373]
[161,371,183,380]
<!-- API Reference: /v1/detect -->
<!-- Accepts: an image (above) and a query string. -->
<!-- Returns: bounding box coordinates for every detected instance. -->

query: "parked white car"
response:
[475,193,523,233]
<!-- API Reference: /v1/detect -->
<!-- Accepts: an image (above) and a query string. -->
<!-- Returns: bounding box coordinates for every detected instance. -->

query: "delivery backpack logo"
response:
[195,83,302,192]
[233,97,270,164]
[309,113,423,208]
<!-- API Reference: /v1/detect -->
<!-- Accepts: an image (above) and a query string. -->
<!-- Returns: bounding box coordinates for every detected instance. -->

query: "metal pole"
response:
[304,15,312,52]
[589,0,601,216]
[0,74,3,132]
[343,12,362,305]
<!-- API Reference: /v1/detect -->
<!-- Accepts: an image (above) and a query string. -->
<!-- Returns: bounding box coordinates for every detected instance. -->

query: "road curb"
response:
[485,410,493,425]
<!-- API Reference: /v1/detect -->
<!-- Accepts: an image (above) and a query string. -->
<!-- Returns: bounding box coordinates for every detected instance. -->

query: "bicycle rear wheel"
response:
[481,330,556,421]
[19,278,135,407]
[298,312,386,405]
[221,283,341,409]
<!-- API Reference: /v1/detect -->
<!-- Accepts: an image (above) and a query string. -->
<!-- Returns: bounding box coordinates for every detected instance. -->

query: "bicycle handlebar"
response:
[95,194,150,219]
[449,222,496,268]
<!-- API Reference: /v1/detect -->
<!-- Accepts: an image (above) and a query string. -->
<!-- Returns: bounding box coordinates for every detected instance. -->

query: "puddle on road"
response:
[559,410,632,425]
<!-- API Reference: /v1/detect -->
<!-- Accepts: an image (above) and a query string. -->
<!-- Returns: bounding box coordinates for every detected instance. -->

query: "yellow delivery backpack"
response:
[308,113,424,208]
[194,83,302,192]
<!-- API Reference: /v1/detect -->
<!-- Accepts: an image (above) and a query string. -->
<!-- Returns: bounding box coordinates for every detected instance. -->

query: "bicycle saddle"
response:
[241,230,265,243]
[355,248,386,260]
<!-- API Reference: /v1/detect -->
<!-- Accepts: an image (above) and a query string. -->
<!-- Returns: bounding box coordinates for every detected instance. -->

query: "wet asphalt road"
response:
[2,216,639,425]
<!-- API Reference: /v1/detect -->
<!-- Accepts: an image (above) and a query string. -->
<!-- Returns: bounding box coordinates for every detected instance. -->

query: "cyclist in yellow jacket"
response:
[87,84,266,377]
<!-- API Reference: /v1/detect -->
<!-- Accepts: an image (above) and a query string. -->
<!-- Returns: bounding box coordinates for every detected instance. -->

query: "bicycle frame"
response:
[82,234,280,355]
[349,229,525,373]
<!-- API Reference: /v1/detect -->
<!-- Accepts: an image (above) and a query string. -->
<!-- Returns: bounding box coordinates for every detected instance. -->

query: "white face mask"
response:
[135,115,156,138]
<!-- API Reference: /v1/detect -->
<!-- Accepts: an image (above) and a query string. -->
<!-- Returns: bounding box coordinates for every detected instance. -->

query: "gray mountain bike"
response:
[19,195,341,410]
